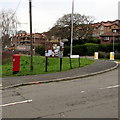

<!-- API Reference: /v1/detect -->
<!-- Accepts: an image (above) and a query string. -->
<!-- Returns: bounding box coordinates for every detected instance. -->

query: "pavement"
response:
[2,58,119,89]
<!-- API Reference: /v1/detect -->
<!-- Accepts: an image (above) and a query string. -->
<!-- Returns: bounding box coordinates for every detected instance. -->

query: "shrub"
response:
[115,52,120,59]
[73,45,87,56]
[84,43,99,56]
[64,46,70,56]
[35,46,45,56]
[2,50,14,64]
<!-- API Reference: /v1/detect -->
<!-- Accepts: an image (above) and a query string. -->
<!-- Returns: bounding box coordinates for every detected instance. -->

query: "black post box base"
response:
[13,71,19,74]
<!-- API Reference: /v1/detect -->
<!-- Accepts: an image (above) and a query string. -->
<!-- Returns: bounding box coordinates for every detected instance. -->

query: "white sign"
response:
[70,55,79,58]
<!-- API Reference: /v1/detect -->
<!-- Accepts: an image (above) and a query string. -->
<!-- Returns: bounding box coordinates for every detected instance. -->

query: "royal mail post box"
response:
[13,55,20,74]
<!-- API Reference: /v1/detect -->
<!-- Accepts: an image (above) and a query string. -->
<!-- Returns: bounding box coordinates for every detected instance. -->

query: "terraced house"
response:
[92,20,120,44]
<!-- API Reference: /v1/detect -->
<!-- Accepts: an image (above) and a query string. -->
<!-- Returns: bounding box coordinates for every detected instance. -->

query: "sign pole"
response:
[60,58,62,71]
[45,57,48,72]
[69,56,72,69]
[78,56,80,67]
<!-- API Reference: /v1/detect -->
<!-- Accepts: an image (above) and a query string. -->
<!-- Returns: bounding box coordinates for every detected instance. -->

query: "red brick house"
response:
[100,29,120,44]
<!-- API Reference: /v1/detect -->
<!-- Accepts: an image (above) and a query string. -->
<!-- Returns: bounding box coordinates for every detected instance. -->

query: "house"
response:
[92,20,120,38]
[100,29,120,44]
[9,33,47,54]
[92,20,120,44]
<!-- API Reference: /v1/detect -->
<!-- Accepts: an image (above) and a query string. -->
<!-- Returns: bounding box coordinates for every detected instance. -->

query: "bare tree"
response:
[48,13,95,42]
[0,10,18,49]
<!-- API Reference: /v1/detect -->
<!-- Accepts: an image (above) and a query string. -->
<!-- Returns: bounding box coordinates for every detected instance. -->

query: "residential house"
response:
[100,29,120,44]
[92,20,120,44]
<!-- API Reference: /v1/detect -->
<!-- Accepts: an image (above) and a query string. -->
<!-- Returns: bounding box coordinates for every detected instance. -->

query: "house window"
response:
[104,37,109,41]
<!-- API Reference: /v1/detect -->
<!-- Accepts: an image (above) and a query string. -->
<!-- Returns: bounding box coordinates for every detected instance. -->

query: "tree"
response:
[48,13,95,44]
[0,10,18,49]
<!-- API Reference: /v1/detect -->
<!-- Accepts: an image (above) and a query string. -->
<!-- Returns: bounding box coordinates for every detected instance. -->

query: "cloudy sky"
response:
[0,0,120,33]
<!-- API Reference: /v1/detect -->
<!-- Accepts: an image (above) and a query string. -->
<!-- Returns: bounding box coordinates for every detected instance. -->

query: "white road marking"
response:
[100,85,120,90]
[0,99,32,107]
[81,91,85,93]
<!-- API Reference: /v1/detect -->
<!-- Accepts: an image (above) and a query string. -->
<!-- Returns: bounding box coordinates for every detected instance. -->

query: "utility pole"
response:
[70,0,74,56]
[29,0,33,71]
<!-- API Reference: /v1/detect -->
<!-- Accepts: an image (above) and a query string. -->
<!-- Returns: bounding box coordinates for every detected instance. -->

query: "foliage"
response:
[73,45,87,56]
[2,50,14,65]
[64,46,70,56]
[0,10,19,49]
[47,13,95,40]
[115,52,120,59]
[35,46,45,56]
[84,43,99,56]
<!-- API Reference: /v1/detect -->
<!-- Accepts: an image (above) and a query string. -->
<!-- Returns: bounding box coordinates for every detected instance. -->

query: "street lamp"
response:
[29,0,33,71]
[113,29,116,53]
[70,0,74,56]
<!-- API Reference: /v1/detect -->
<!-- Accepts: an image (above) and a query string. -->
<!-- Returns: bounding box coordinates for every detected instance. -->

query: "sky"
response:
[0,0,120,33]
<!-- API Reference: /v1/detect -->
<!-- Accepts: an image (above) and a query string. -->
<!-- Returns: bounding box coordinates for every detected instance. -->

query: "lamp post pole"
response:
[29,0,33,71]
[70,0,74,56]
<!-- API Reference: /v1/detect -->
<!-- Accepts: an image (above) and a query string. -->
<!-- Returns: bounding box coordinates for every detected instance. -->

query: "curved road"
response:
[2,66,119,118]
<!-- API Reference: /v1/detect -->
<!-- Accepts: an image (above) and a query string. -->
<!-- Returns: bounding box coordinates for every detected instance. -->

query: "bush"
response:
[73,45,87,56]
[115,52,120,59]
[35,46,45,56]
[98,52,109,59]
[84,43,99,56]
[98,43,120,53]
[2,50,14,64]
[64,46,70,56]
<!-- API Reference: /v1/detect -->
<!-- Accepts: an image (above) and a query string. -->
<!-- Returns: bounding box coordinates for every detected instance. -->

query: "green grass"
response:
[2,55,95,77]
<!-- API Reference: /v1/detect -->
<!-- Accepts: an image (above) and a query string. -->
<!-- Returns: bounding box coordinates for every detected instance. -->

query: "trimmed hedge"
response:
[2,51,14,64]
[35,43,120,58]
[35,46,45,56]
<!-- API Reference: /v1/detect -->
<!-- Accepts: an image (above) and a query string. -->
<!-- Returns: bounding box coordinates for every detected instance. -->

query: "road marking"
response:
[100,85,120,90]
[0,99,32,107]
[81,91,85,93]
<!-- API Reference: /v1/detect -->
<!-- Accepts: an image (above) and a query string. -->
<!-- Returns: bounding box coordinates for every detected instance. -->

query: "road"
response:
[2,67,119,118]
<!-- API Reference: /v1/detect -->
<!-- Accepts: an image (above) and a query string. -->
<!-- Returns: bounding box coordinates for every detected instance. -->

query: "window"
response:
[104,37,109,41]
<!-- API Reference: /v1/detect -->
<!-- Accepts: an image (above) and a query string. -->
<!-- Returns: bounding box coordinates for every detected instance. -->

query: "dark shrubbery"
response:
[115,52,120,59]
[35,46,45,56]
[35,43,120,59]
[84,43,99,56]
[2,50,14,64]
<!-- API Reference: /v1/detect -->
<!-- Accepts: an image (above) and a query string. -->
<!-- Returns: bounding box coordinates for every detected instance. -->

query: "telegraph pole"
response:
[70,0,74,55]
[29,0,33,71]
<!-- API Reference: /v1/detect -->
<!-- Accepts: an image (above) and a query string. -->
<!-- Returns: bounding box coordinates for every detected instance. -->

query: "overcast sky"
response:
[0,0,120,33]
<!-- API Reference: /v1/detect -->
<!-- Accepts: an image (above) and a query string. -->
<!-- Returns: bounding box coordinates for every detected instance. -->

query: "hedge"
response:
[2,50,14,64]
[35,46,45,56]
[35,43,120,58]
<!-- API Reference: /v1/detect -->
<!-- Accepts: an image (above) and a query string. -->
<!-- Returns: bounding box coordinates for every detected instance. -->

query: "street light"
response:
[29,0,33,71]
[70,0,74,56]
[113,29,116,53]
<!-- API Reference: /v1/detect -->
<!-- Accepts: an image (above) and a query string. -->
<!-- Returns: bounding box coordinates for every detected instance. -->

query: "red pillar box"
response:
[12,55,20,74]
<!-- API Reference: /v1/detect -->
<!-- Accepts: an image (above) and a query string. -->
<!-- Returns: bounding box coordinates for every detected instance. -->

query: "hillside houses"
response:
[92,20,120,44]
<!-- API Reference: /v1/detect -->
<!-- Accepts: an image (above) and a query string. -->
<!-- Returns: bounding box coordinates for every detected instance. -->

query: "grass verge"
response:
[2,55,95,77]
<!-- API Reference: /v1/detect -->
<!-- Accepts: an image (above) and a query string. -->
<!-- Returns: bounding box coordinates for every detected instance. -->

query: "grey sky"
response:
[0,0,119,33]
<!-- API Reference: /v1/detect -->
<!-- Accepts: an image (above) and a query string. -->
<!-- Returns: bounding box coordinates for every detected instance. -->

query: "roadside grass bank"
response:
[2,55,95,77]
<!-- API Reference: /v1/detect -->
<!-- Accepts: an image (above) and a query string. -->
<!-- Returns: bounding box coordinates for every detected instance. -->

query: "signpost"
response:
[45,42,64,72]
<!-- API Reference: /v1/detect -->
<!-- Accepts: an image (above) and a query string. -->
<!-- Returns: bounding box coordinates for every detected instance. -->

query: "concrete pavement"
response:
[2,59,119,89]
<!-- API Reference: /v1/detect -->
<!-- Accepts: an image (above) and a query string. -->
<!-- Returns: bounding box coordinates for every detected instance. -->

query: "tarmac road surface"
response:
[2,68,119,118]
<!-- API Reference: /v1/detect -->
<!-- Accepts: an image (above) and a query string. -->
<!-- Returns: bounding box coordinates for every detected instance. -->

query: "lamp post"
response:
[29,0,33,71]
[70,0,74,56]
[113,29,116,53]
